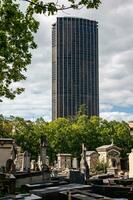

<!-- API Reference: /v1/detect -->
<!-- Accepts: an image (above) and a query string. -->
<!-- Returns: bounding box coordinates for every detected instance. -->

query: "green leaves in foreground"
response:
[0,0,39,99]
[27,0,101,16]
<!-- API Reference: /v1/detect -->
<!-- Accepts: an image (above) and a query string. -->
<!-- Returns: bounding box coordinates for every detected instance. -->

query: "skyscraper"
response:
[52,17,99,120]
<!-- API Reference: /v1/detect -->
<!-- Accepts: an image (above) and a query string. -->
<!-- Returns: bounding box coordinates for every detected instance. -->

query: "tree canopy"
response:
[0,114,132,162]
[0,0,101,100]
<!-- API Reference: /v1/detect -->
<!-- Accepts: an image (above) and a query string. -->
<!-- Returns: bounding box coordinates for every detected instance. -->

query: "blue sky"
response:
[0,0,133,122]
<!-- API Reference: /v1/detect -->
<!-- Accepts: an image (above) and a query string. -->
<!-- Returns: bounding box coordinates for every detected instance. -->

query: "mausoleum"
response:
[96,143,121,174]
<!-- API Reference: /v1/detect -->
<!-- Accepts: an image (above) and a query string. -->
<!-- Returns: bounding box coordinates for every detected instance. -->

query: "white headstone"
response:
[22,151,30,172]
[37,155,42,171]
[72,157,78,169]
[129,149,133,178]
[31,160,36,171]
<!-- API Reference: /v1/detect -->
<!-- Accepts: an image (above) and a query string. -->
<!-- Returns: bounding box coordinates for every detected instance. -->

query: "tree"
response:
[0,114,13,137]
[45,118,72,162]
[0,0,39,100]
[10,117,42,159]
[0,114,132,162]
[0,0,101,100]
[26,0,101,15]
[110,121,133,157]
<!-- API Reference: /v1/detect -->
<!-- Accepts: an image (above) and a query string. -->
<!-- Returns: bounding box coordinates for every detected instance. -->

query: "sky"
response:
[1,0,133,122]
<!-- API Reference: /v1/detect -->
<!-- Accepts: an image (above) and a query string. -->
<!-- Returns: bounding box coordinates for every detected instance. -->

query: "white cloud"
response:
[100,112,133,122]
[100,104,113,112]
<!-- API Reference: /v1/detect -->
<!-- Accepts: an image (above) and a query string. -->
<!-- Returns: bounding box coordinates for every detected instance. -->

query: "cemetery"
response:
[1,137,133,200]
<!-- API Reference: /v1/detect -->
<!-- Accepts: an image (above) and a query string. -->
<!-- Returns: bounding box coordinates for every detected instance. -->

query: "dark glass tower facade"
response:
[52,17,99,120]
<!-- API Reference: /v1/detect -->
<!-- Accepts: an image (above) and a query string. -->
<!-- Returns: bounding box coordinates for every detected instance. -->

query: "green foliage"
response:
[27,0,101,16]
[10,117,42,159]
[0,114,132,163]
[0,114,13,137]
[95,161,107,173]
[0,0,39,99]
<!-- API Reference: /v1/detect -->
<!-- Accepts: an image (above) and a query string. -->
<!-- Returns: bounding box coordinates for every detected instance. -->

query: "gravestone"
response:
[69,170,84,184]
[72,157,78,169]
[15,152,24,171]
[129,149,133,178]
[86,151,99,172]
[57,153,72,170]
[22,151,31,172]
[31,160,36,171]
[37,155,42,171]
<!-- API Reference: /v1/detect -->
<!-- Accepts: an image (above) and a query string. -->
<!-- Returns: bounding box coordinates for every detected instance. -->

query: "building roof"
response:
[96,144,121,152]
[86,151,98,156]
[0,138,13,141]
[128,121,133,128]
[57,153,72,156]
[0,138,14,145]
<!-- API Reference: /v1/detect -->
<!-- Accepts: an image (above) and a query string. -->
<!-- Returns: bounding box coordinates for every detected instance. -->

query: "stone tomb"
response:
[57,153,72,170]
[86,151,99,171]
[15,151,30,172]
[96,143,121,174]
[0,138,16,167]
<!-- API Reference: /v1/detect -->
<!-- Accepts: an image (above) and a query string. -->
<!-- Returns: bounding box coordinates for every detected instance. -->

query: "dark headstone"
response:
[69,170,85,184]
